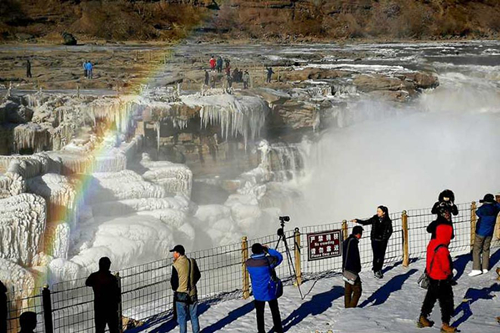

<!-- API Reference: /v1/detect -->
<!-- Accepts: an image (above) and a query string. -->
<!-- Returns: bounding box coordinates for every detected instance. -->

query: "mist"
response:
[292,73,500,225]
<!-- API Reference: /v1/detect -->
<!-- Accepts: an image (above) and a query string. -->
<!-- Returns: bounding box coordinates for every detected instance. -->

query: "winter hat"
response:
[170,245,186,255]
[252,243,264,254]
[480,193,495,204]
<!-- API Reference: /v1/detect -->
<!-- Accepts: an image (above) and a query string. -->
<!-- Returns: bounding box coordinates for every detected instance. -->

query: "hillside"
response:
[0,0,499,43]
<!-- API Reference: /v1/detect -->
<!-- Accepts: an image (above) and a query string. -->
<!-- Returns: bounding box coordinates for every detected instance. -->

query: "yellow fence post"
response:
[402,210,409,267]
[241,236,250,299]
[294,228,302,286]
[342,220,348,241]
[470,202,477,252]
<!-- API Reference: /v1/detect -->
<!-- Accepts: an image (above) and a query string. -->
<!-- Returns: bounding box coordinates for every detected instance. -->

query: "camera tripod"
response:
[275,217,304,300]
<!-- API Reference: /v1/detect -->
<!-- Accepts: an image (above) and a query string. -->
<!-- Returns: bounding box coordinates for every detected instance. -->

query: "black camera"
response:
[279,216,290,223]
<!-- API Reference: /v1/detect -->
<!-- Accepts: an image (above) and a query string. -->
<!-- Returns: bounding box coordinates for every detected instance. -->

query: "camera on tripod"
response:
[277,216,290,236]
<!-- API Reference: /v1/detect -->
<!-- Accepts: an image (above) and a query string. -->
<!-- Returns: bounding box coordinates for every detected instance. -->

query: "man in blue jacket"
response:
[245,243,284,333]
[469,194,500,277]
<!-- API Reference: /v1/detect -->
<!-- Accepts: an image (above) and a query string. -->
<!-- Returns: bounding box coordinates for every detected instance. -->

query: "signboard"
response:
[307,230,342,261]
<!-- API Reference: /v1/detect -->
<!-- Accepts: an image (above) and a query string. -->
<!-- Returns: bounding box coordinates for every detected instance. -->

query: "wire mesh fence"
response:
[3,201,499,332]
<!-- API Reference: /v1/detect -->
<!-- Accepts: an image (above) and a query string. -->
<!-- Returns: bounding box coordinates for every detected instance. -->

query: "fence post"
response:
[116,273,123,333]
[402,210,409,267]
[470,201,477,252]
[42,285,54,333]
[342,220,348,241]
[496,195,500,240]
[241,237,250,299]
[294,228,302,286]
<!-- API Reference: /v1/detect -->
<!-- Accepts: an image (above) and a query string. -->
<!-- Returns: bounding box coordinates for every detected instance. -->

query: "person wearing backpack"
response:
[171,245,201,333]
[418,224,457,333]
[245,243,284,333]
[343,226,363,308]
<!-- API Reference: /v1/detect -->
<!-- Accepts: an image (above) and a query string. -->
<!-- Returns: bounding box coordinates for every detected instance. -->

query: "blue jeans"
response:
[176,301,200,333]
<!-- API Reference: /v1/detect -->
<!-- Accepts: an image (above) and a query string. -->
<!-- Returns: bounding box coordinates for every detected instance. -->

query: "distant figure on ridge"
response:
[86,257,120,333]
[242,70,250,89]
[204,69,209,86]
[209,55,216,70]
[26,58,32,78]
[266,66,274,83]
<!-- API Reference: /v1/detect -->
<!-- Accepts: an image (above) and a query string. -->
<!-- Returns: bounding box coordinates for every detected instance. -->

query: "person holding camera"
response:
[170,245,201,333]
[245,243,284,333]
[343,226,363,308]
[352,205,393,279]
[428,189,458,239]
[85,257,121,333]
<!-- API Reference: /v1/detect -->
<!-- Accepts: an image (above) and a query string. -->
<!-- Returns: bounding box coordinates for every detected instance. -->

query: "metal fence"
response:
[4,201,500,332]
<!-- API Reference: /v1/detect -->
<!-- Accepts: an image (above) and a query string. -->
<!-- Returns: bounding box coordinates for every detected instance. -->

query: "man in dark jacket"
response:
[469,193,500,277]
[418,224,457,333]
[246,243,284,333]
[170,245,201,333]
[353,205,393,279]
[216,56,223,73]
[85,257,120,333]
[343,226,363,308]
[1,280,6,333]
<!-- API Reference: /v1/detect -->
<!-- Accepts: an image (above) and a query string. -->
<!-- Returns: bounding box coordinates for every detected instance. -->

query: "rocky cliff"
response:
[1,0,499,42]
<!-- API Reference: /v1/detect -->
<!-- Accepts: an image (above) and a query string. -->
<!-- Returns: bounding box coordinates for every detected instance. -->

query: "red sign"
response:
[307,230,342,261]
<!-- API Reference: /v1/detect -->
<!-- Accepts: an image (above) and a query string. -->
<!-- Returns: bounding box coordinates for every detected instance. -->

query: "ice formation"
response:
[181,94,270,147]
[0,194,46,266]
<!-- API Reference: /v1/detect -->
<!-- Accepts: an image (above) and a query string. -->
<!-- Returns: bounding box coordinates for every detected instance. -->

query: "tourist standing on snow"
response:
[170,245,201,333]
[427,189,458,239]
[245,243,284,333]
[266,67,274,83]
[469,194,500,277]
[86,257,120,333]
[418,224,457,333]
[352,205,393,279]
[209,55,216,70]
[343,226,363,308]
[26,58,32,78]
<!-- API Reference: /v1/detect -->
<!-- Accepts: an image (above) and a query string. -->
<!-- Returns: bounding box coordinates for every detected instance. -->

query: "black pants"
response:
[344,279,362,308]
[95,308,119,333]
[255,299,283,333]
[421,279,454,324]
[371,239,388,272]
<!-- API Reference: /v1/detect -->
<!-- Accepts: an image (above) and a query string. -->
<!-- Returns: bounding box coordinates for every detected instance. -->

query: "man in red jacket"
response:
[418,224,457,333]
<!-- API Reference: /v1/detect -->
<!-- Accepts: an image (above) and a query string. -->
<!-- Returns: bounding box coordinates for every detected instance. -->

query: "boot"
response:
[417,315,434,328]
[440,323,457,333]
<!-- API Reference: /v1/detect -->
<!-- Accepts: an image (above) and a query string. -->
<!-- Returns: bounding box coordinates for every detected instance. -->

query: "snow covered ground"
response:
[147,249,500,333]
